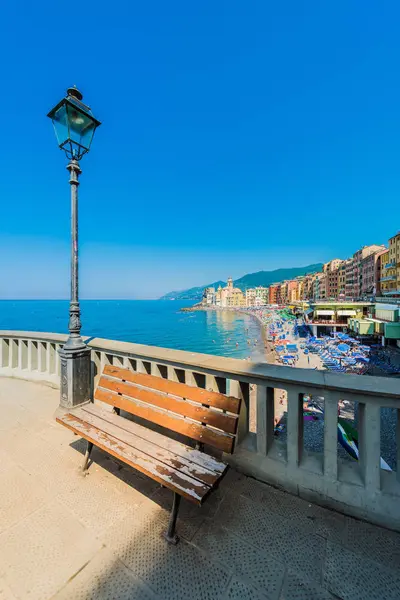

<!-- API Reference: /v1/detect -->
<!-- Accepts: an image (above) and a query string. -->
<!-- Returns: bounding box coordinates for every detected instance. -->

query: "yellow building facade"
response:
[215,277,246,307]
[380,249,391,296]
[386,233,400,296]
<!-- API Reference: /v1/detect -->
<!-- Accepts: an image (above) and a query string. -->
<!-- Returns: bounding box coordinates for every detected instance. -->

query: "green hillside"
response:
[159,264,323,301]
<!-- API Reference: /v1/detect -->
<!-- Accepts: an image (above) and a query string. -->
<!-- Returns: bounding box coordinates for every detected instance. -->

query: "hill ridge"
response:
[159,263,323,300]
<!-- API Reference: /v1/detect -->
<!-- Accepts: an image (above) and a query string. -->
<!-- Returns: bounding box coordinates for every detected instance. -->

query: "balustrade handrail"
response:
[0,330,399,399]
[1,329,399,531]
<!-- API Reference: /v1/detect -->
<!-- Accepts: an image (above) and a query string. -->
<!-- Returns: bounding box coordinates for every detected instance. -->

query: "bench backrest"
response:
[95,365,242,454]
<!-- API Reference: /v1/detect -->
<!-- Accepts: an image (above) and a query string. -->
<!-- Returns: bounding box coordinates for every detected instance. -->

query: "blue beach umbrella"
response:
[337,343,350,353]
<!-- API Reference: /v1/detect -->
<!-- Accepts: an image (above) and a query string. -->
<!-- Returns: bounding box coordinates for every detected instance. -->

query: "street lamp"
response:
[48,87,101,408]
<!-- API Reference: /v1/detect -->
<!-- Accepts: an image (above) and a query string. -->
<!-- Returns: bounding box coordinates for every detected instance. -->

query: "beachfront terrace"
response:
[1,330,400,599]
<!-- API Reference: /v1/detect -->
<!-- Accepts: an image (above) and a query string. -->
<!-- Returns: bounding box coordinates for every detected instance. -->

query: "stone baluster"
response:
[256,384,275,455]
[206,374,219,392]
[135,359,146,374]
[323,390,339,481]
[358,400,381,491]
[397,410,400,485]
[151,362,162,378]
[11,339,18,369]
[45,342,51,373]
[229,379,250,444]
[185,370,196,386]
[17,339,24,371]
[28,341,35,371]
[287,386,303,467]
[167,366,179,382]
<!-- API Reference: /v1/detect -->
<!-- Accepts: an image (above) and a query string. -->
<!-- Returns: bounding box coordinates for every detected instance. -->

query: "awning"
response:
[337,310,356,316]
[316,310,334,316]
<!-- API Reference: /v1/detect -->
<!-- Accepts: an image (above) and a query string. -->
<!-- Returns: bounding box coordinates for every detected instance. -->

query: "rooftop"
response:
[1,377,400,600]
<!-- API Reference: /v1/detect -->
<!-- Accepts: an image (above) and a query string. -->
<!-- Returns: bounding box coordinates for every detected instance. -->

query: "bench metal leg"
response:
[81,441,93,473]
[163,492,181,545]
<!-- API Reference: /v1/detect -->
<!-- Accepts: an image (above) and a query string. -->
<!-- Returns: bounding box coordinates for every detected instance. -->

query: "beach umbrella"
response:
[337,343,350,353]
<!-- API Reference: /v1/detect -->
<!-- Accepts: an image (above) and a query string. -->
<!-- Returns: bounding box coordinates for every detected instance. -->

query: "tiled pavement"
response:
[0,378,400,600]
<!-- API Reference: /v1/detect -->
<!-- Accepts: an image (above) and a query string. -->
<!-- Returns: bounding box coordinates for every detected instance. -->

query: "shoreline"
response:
[184,305,274,363]
[236,308,276,364]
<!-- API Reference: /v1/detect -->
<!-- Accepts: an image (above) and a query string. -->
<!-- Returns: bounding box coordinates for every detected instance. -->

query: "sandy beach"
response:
[239,307,324,369]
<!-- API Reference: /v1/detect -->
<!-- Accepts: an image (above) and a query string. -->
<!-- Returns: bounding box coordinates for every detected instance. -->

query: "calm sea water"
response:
[0,300,266,361]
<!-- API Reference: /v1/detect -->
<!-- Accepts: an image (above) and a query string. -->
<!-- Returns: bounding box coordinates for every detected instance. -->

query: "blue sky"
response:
[1,1,399,298]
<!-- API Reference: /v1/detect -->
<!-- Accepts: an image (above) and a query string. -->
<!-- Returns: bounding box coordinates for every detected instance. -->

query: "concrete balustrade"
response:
[1,330,400,531]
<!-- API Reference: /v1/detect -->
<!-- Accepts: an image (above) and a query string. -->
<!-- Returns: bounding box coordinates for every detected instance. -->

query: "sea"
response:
[0,300,266,362]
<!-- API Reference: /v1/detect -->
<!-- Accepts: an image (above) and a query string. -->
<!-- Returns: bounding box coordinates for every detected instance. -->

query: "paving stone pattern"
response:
[0,378,399,600]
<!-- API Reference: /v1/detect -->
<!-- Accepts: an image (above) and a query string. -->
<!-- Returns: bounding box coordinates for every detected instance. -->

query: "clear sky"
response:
[1,1,399,299]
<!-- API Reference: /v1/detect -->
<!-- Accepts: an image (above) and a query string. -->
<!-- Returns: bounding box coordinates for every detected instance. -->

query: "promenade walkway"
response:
[1,377,400,600]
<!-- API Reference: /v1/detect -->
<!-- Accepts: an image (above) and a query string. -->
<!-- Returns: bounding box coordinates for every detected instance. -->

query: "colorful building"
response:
[350,245,386,299]
[349,303,400,347]
[286,280,299,302]
[215,277,246,307]
[202,287,216,305]
[379,249,391,297]
[324,259,343,299]
[361,249,387,297]
[345,258,355,299]
[245,286,268,307]
[269,284,279,304]
[313,272,326,300]
[383,232,400,298]
[338,260,349,299]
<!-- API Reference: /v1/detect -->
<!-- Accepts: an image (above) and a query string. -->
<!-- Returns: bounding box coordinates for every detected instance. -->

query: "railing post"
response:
[28,341,35,371]
[323,391,339,481]
[18,339,23,371]
[230,379,250,444]
[167,366,179,382]
[359,402,381,491]
[45,342,50,373]
[287,387,303,467]
[10,339,17,368]
[185,370,196,387]
[397,409,400,485]
[206,374,218,392]
[256,384,267,454]
[55,345,61,375]
[151,363,162,378]
[136,359,146,374]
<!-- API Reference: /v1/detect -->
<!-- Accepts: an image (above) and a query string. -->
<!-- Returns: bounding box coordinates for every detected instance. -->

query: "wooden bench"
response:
[56,364,241,544]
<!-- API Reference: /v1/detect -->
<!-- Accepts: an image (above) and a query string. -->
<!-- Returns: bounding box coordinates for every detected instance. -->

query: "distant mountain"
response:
[159,264,323,301]
[160,281,226,301]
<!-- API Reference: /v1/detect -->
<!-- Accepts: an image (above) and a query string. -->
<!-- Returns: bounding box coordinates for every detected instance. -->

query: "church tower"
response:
[227,277,233,289]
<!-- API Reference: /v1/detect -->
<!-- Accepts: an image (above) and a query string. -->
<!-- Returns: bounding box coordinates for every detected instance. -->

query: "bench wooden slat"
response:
[95,387,235,454]
[72,405,225,487]
[56,411,212,504]
[97,376,238,434]
[84,403,226,475]
[103,365,240,414]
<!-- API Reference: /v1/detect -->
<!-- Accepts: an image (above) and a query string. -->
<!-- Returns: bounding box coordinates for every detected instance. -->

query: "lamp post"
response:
[47,87,101,408]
